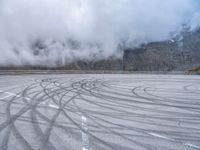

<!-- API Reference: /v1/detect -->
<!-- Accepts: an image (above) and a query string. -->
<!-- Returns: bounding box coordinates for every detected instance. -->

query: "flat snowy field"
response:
[0,74,199,150]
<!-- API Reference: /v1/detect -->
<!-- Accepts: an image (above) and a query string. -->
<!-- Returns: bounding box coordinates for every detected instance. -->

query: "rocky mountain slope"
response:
[123,28,200,71]
[1,29,200,72]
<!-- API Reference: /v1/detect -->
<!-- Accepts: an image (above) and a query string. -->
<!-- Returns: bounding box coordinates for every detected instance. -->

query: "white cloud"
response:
[0,0,199,66]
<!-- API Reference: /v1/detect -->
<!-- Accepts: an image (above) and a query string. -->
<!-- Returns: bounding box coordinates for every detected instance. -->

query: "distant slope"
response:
[188,66,200,75]
[0,57,122,71]
[123,29,200,71]
[1,29,200,72]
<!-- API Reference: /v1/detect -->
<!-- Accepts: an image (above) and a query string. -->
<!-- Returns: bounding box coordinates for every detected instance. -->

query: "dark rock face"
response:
[123,29,200,71]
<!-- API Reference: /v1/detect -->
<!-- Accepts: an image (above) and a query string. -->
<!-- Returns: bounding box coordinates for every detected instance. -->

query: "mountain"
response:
[1,29,200,72]
[123,28,200,71]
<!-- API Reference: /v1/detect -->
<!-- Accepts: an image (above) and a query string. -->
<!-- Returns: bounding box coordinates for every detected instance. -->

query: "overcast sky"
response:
[0,0,200,66]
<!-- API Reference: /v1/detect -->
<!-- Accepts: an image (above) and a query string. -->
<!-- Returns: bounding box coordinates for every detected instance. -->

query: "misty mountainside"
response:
[1,28,200,72]
[1,0,200,71]
[0,38,122,70]
[123,28,200,72]
[29,40,123,70]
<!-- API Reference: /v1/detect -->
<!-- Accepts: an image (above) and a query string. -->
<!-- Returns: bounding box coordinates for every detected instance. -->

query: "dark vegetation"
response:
[123,28,200,72]
[0,28,200,73]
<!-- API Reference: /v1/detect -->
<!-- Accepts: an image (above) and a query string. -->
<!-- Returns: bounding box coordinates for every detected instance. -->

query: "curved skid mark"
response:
[0,76,199,150]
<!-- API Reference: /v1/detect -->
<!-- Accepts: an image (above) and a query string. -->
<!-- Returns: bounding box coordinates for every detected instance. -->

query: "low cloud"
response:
[0,0,199,66]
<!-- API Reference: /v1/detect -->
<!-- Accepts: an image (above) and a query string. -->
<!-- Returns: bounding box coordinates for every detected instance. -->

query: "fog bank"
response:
[0,0,200,66]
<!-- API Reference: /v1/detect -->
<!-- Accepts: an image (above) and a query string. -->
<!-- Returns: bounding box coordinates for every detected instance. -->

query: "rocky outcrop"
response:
[123,29,200,71]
